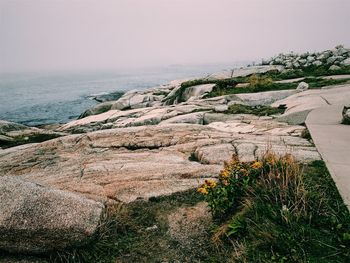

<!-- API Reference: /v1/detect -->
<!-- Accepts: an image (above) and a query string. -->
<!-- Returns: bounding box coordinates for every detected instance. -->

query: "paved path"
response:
[306,105,350,208]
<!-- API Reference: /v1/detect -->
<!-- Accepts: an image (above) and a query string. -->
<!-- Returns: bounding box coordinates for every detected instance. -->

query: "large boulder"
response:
[194,143,235,164]
[79,101,114,118]
[111,90,164,110]
[341,58,350,67]
[181,84,216,102]
[0,176,104,254]
[298,59,307,65]
[329,65,341,71]
[306,55,315,63]
[316,51,332,61]
[333,45,348,56]
[312,60,323,67]
[327,56,344,65]
[296,82,309,91]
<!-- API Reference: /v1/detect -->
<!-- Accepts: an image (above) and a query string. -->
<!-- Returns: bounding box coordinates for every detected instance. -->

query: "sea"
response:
[0,63,244,126]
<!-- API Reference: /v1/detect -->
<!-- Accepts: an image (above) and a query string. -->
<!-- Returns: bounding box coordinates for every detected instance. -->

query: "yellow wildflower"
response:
[251,161,263,169]
[205,179,217,188]
[220,169,230,178]
[198,187,208,195]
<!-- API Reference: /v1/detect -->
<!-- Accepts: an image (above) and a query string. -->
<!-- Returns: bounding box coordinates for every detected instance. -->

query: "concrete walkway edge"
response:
[306,105,350,209]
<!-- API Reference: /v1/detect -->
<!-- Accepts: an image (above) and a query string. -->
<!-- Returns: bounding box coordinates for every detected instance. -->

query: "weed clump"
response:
[248,74,273,88]
[224,104,285,116]
[198,152,350,262]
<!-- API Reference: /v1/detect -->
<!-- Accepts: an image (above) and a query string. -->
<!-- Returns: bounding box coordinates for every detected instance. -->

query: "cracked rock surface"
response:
[0,122,319,203]
[272,84,350,124]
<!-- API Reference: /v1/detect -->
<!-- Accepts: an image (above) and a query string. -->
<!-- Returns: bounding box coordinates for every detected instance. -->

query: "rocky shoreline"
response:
[263,44,350,70]
[1,46,350,261]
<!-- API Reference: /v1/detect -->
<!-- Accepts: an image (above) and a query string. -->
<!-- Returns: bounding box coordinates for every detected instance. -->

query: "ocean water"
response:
[0,64,239,126]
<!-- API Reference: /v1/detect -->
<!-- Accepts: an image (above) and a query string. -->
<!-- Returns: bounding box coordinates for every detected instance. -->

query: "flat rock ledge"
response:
[0,123,320,204]
[0,176,104,254]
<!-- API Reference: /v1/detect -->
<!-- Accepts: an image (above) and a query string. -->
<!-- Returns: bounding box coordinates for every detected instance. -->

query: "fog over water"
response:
[0,64,239,125]
[0,0,349,125]
[1,0,350,73]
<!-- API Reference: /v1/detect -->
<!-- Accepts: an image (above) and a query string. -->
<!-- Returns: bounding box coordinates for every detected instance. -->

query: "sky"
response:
[1,0,350,73]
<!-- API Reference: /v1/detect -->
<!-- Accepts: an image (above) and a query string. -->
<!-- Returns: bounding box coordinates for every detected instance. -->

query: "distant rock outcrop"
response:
[264,45,350,70]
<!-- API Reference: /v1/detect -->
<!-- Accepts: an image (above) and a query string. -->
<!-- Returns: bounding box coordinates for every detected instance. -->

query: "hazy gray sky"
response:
[1,0,350,72]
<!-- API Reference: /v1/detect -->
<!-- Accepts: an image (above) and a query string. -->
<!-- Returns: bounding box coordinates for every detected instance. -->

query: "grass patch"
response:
[265,65,350,80]
[206,75,350,98]
[198,153,350,262]
[305,77,350,88]
[206,77,298,98]
[46,190,235,263]
[224,104,285,116]
[207,83,297,97]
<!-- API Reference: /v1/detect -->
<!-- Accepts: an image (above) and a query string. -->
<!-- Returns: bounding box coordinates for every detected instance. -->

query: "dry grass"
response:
[210,154,350,262]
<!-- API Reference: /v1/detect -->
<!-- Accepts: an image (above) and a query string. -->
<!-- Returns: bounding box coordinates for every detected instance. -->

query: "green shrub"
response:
[198,155,263,217]
[248,74,273,87]
[198,153,350,262]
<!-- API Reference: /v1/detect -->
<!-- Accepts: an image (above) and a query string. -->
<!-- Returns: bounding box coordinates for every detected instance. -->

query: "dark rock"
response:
[78,101,115,119]
[342,106,350,125]
[91,91,124,103]
[296,82,309,91]
[0,120,64,149]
